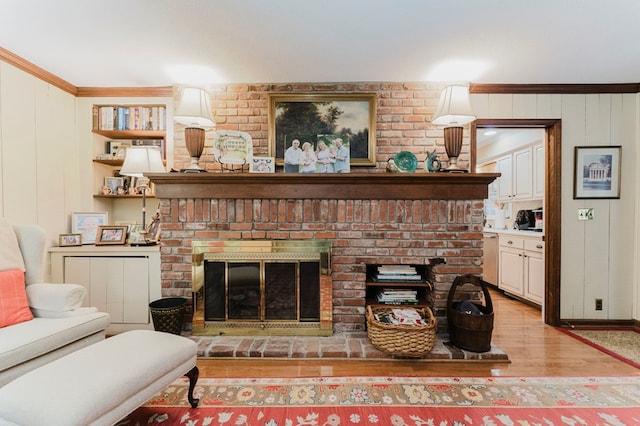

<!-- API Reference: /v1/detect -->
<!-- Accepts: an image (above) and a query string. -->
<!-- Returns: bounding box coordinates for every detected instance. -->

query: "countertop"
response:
[483,227,544,238]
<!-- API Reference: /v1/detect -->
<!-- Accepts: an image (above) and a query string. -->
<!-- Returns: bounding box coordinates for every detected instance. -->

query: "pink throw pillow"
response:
[0,269,33,328]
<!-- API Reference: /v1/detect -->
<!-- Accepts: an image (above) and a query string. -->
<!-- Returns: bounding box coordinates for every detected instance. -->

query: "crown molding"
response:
[470,83,640,94]
[75,87,173,97]
[0,47,77,95]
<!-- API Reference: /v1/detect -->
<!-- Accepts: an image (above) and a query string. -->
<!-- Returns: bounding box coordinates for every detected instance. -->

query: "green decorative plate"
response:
[394,151,418,173]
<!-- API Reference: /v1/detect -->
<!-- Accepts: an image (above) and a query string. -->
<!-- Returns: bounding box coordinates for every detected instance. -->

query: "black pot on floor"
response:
[149,297,187,335]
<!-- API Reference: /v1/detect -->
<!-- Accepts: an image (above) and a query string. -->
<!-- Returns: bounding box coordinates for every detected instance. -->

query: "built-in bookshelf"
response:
[91,104,166,201]
[92,104,166,132]
[365,264,433,308]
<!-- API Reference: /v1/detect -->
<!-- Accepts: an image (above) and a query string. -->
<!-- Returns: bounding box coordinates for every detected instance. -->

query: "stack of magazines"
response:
[372,265,423,282]
[373,308,425,326]
[376,289,418,304]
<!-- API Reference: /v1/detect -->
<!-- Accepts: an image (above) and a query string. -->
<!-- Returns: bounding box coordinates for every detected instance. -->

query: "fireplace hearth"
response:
[192,240,332,336]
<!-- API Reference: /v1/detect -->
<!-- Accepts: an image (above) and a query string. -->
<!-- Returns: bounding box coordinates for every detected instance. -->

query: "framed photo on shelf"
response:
[104,176,124,195]
[71,212,108,244]
[573,146,621,199]
[268,93,376,168]
[58,233,82,247]
[95,225,128,245]
[249,156,275,173]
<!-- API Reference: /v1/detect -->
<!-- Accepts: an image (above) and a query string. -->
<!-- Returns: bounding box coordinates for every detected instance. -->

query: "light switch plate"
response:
[578,208,594,220]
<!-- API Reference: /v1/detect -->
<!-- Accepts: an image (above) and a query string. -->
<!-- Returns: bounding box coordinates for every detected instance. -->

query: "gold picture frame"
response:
[268,93,377,168]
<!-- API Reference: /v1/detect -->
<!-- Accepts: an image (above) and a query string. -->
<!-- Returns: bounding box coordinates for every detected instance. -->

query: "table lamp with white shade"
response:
[173,87,215,172]
[119,146,165,243]
[432,84,476,171]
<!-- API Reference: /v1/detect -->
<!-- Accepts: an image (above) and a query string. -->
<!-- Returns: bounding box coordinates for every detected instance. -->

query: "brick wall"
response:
[163,81,483,333]
[159,197,484,333]
[172,82,468,172]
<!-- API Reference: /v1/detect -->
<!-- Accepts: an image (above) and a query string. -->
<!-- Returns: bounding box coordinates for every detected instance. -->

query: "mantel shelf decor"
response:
[146,172,500,200]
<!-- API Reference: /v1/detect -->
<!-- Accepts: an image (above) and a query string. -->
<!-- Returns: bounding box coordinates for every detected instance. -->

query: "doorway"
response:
[471,119,561,326]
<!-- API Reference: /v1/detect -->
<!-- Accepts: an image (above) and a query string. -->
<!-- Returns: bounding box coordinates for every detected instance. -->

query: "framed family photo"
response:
[95,225,128,245]
[573,146,621,199]
[268,93,376,168]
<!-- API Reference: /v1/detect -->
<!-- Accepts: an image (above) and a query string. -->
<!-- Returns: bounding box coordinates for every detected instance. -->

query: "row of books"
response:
[376,288,418,305]
[93,105,167,131]
[371,265,424,282]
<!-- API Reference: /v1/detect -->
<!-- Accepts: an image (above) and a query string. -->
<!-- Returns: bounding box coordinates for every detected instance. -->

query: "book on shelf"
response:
[93,105,167,132]
[376,289,418,304]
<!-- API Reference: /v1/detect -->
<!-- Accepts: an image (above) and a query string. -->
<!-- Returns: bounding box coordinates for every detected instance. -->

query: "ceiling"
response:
[1,0,639,88]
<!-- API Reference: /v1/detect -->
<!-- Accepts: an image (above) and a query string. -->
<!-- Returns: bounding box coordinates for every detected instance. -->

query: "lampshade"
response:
[120,146,166,177]
[173,87,215,127]
[432,85,476,126]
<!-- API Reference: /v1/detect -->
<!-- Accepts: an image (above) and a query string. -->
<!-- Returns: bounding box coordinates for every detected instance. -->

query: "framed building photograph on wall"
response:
[268,93,376,169]
[573,146,621,199]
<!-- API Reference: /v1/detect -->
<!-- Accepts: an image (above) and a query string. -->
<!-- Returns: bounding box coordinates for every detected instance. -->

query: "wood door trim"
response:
[471,119,562,326]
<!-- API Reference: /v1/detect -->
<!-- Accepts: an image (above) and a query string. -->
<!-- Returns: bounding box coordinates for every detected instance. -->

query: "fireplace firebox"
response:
[192,240,332,336]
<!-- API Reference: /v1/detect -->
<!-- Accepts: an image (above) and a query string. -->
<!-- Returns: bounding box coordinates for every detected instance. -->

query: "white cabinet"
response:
[49,245,161,333]
[495,143,544,202]
[498,234,544,305]
[524,239,544,305]
[533,144,545,198]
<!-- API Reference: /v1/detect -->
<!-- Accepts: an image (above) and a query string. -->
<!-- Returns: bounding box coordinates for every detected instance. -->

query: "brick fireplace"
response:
[148,172,497,333]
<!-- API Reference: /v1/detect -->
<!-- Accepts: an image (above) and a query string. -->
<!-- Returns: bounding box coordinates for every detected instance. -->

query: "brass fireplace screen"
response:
[191,240,332,336]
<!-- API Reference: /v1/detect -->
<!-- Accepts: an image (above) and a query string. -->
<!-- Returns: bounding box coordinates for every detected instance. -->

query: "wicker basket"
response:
[366,305,437,358]
[149,297,187,335]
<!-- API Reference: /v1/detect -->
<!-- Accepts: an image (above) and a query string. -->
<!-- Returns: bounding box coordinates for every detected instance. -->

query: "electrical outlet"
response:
[595,298,603,311]
[578,208,594,221]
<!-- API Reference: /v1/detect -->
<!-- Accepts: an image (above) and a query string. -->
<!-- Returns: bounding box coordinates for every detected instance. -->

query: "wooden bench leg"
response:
[185,366,199,408]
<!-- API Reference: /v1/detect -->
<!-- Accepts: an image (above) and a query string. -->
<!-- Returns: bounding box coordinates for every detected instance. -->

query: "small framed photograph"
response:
[104,176,124,195]
[71,212,109,244]
[573,146,621,199]
[249,156,275,173]
[146,216,161,242]
[127,224,145,244]
[58,233,82,247]
[95,225,128,245]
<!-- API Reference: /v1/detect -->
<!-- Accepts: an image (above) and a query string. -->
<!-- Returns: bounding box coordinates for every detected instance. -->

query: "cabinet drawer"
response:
[499,236,524,249]
[524,239,544,253]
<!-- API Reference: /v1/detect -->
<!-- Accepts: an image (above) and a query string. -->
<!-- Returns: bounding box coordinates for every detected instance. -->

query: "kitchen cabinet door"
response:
[513,147,533,199]
[524,239,545,305]
[499,248,524,296]
[496,155,513,201]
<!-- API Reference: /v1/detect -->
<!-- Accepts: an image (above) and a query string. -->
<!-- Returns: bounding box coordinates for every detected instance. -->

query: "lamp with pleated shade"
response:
[174,87,215,172]
[120,146,165,242]
[432,84,476,171]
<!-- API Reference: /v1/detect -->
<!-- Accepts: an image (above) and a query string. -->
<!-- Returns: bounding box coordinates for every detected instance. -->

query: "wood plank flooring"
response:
[197,290,640,377]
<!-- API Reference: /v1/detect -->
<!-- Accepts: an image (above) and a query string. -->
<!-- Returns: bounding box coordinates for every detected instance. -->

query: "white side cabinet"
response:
[498,233,544,306]
[49,245,161,334]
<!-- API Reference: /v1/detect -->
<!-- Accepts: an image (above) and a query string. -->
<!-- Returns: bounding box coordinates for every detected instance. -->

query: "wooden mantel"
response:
[147,172,499,200]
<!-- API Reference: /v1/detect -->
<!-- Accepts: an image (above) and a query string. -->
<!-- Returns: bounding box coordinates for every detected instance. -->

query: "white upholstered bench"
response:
[0,330,199,426]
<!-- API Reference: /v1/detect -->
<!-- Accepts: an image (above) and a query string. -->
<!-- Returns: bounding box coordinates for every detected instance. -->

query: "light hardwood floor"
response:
[197,290,640,377]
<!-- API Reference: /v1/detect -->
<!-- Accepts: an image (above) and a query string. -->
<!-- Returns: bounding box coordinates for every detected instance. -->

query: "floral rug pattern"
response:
[120,376,640,426]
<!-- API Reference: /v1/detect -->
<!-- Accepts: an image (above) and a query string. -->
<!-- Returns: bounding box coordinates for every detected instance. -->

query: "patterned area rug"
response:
[119,376,640,425]
[559,327,640,369]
